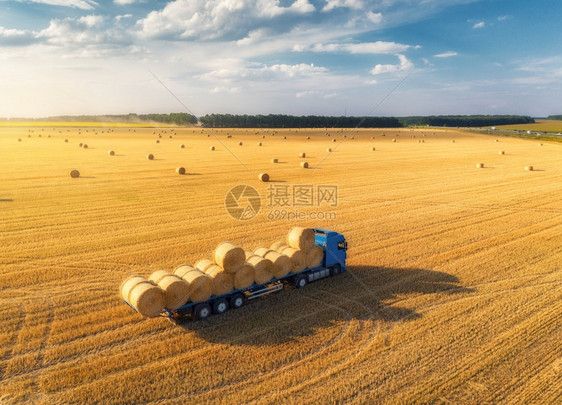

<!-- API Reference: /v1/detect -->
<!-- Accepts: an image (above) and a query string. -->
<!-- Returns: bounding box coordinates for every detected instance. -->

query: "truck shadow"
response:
[179,265,475,345]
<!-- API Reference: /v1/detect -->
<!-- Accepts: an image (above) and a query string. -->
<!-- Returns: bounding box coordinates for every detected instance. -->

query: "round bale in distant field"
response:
[238,141,243,146]
[210,146,215,151]
[451,140,455,143]
[332,139,336,142]
[257,142,262,146]
[258,173,269,182]
[156,139,160,143]
[299,152,306,158]
[70,169,80,178]
[539,143,543,146]
[83,144,88,149]
[108,150,115,156]
[300,162,309,168]
[64,139,68,142]
[499,151,505,155]
[271,158,278,163]
[307,136,310,140]
[392,139,396,142]
[147,154,154,160]
[495,139,499,142]
[525,165,533,171]
[476,163,484,168]
[214,242,246,273]
[180,144,185,148]
[18,138,21,142]
[176,167,186,175]
[371,147,375,151]
[148,270,190,310]
[283,136,287,139]
[327,148,332,152]
[78,143,83,147]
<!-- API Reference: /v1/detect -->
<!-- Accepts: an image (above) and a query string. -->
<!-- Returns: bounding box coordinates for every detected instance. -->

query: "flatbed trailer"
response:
[125,228,347,321]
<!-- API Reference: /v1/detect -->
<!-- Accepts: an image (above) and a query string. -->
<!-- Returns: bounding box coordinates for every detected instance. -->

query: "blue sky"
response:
[0,0,560,118]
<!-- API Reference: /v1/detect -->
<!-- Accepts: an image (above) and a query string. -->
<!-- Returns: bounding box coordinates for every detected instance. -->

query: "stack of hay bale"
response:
[119,228,322,318]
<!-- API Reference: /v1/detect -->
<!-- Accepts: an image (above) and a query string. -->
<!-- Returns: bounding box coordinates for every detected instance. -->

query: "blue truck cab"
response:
[313,228,347,271]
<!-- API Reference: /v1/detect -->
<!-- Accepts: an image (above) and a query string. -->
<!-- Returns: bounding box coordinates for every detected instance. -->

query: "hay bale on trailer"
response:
[148,270,190,309]
[253,248,291,278]
[287,227,315,252]
[234,263,255,289]
[306,245,324,268]
[204,264,234,296]
[245,252,274,284]
[120,275,165,318]
[214,242,246,273]
[173,265,213,303]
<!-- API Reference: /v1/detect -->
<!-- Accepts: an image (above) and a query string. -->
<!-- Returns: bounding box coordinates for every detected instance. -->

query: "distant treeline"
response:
[2,113,535,128]
[398,115,535,127]
[547,115,562,120]
[4,113,198,126]
[200,114,402,128]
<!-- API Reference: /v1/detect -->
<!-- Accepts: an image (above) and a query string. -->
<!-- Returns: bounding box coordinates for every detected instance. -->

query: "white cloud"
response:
[211,86,241,94]
[199,63,329,82]
[367,11,383,24]
[473,21,485,29]
[299,40,414,54]
[27,0,98,10]
[135,0,315,40]
[434,51,458,58]
[0,26,36,45]
[323,0,364,12]
[497,15,510,21]
[370,54,413,75]
[114,0,137,4]
[115,14,133,22]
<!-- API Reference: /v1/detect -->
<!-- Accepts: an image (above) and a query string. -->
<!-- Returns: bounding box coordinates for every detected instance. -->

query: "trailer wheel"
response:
[194,303,211,320]
[330,263,342,276]
[294,275,308,289]
[212,298,229,315]
[230,293,245,309]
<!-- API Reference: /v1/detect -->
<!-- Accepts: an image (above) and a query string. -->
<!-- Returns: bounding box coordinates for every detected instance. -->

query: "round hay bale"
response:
[210,146,215,151]
[79,143,83,147]
[287,227,315,252]
[258,173,269,182]
[169,135,173,139]
[245,253,274,284]
[499,151,505,155]
[238,141,243,146]
[327,148,332,152]
[495,139,499,142]
[283,136,287,139]
[234,263,255,289]
[176,166,186,175]
[253,248,291,278]
[195,259,214,273]
[371,147,375,151]
[173,265,213,303]
[525,165,533,171]
[332,139,336,143]
[307,136,310,140]
[204,264,234,296]
[214,243,245,273]
[539,143,543,146]
[271,158,278,163]
[257,142,262,146]
[108,150,115,156]
[262,135,265,139]
[299,152,306,158]
[476,163,484,169]
[148,270,190,309]
[119,275,145,303]
[180,144,185,148]
[121,276,165,318]
[280,247,306,273]
[147,154,154,160]
[451,140,455,143]
[270,241,288,252]
[83,144,88,149]
[65,139,68,142]
[300,162,309,168]
[156,140,160,143]
[18,138,21,142]
[306,245,324,268]
[392,139,396,142]
[70,169,80,178]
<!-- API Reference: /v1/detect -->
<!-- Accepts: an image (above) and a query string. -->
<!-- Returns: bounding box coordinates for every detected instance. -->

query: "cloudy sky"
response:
[1,0,560,118]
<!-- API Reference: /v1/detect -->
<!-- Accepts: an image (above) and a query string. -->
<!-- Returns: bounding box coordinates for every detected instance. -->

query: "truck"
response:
[126,228,348,322]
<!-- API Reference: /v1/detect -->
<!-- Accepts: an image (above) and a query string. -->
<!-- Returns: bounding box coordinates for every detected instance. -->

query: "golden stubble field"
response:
[1,124,561,404]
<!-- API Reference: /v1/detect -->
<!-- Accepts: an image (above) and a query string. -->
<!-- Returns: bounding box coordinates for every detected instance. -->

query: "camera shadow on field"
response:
[180,266,475,345]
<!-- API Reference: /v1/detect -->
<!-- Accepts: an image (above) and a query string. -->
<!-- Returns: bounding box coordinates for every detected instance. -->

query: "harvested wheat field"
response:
[0,124,561,404]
